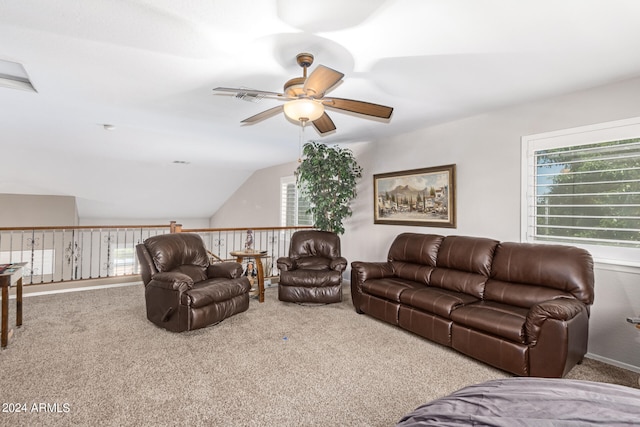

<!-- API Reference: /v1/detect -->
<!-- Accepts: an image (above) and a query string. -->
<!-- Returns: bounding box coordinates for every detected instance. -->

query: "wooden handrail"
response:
[0,224,170,231]
[182,225,314,233]
[0,222,313,233]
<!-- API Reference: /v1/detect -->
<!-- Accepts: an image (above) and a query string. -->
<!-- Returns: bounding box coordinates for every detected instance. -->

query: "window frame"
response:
[280,176,313,227]
[521,116,640,267]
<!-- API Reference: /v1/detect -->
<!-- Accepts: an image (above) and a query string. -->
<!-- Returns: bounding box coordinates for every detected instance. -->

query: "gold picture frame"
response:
[374,164,456,228]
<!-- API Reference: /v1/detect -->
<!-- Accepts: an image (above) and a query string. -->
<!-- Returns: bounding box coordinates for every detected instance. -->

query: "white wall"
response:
[209,161,300,228]
[214,76,640,372]
[0,193,78,227]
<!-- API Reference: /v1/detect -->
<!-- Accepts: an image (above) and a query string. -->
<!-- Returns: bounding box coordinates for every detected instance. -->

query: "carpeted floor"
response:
[1,283,637,426]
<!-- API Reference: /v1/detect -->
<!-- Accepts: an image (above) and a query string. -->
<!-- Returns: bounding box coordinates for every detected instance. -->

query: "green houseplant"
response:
[295,141,363,235]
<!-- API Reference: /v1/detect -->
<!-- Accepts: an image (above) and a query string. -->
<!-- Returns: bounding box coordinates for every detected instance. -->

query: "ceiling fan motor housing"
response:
[284,53,315,97]
[284,77,306,97]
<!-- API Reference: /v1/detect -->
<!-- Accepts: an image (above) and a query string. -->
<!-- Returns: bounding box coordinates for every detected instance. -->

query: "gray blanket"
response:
[397,377,640,426]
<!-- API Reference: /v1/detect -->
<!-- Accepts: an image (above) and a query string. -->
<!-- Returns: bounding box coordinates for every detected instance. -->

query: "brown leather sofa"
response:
[351,233,595,377]
[277,230,347,303]
[136,233,251,332]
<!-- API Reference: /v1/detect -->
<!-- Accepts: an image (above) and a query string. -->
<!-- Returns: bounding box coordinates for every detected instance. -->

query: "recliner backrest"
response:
[143,233,209,273]
[289,230,341,260]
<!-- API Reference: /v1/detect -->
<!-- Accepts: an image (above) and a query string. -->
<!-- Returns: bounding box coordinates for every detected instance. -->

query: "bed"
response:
[397,377,640,426]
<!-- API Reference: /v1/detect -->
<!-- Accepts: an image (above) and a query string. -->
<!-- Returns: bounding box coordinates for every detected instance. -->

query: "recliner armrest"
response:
[525,297,587,345]
[148,272,194,292]
[330,257,348,272]
[207,261,243,279]
[277,257,295,272]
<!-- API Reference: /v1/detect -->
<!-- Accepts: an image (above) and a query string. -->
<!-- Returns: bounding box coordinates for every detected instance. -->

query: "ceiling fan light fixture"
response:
[283,98,324,122]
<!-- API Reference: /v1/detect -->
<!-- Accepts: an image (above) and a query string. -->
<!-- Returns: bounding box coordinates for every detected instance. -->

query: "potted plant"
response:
[295,141,363,235]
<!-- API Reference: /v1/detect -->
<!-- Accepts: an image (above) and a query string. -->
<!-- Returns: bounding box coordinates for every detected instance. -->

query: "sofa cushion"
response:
[362,278,422,302]
[450,301,529,344]
[400,287,479,319]
[388,233,443,266]
[484,279,574,309]
[491,242,594,305]
[391,261,435,285]
[436,236,499,276]
[429,268,489,299]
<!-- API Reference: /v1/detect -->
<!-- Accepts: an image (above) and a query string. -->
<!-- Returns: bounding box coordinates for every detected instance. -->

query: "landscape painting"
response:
[374,164,456,228]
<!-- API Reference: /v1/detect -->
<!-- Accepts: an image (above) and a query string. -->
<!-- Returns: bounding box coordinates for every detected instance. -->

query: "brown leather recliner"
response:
[136,233,250,332]
[277,230,347,303]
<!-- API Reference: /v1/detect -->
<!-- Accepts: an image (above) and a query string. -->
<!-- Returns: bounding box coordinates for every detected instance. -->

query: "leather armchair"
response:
[136,233,250,332]
[277,230,347,303]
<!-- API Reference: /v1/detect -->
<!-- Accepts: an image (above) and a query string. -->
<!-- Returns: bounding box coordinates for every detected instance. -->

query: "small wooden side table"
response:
[1,262,27,349]
[230,251,269,303]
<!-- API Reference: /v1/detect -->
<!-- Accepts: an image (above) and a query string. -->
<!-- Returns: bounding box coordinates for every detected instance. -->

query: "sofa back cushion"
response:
[390,262,434,285]
[388,233,443,284]
[430,236,499,297]
[436,236,499,275]
[388,233,443,265]
[488,242,594,306]
[484,279,574,309]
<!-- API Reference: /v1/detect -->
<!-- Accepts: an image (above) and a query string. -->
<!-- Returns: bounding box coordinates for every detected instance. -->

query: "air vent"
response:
[0,59,37,93]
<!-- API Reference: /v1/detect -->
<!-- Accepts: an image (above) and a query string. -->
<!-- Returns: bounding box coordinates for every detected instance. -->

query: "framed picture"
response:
[374,164,456,228]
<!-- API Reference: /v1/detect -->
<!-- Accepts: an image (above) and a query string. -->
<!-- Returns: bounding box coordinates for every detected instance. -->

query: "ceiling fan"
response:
[213,53,394,135]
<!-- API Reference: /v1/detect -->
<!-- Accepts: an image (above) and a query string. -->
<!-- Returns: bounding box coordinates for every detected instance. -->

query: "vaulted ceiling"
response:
[2,0,640,220]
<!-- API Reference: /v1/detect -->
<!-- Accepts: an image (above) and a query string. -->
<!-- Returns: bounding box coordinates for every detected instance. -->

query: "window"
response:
[280,176,313,226]
[522,117,640,266]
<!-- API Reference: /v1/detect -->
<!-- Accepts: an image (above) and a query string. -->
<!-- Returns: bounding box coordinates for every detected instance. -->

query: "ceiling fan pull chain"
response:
[298,120,307,163]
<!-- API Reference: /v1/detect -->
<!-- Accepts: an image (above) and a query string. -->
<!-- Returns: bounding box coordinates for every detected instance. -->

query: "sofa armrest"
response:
[330,257,348,272]
[351,261,395,283]
[350,261,395,314]
[148,272,194,292]
[207,261,243,279]
[525,297,587,345]
[277,257,295,272]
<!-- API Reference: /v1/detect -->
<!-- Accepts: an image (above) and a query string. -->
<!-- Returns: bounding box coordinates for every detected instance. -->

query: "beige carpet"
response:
[1,284,637,427]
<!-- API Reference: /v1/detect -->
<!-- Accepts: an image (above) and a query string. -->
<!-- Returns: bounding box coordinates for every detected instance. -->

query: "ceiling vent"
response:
[0,59,37,93]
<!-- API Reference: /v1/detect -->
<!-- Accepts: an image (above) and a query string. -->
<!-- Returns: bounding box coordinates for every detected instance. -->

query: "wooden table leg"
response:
[255,257,265,303]
[1,278,8,349]
[16,277,22,328]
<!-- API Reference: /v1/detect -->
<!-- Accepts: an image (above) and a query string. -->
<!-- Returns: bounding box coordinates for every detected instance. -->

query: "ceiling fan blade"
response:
[241,105,283,124]
[213,87,285,97]
[303,65,344,98]
[312,112,336,135]
[323,97,393,119]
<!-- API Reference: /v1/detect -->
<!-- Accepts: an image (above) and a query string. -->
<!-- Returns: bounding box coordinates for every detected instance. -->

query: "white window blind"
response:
[280,176,313,227]
[522,117,640,266]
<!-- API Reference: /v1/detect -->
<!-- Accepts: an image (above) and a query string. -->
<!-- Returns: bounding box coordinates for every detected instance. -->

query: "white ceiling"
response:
[2,0,640,220]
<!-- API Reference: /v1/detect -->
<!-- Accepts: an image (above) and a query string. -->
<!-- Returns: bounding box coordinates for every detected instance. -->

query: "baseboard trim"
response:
[11,280,141,299]
[586,352,640,374]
